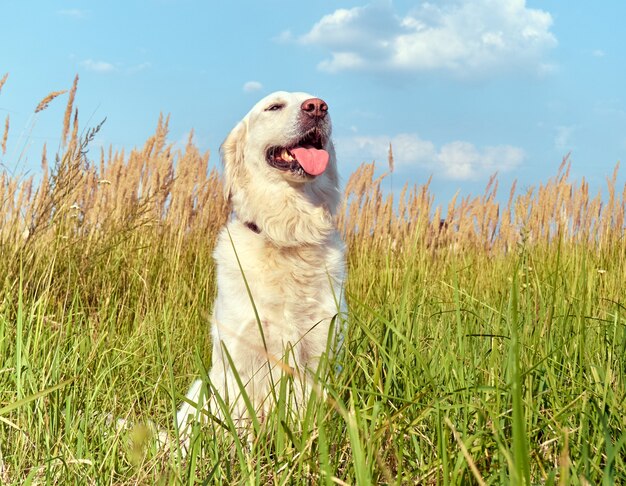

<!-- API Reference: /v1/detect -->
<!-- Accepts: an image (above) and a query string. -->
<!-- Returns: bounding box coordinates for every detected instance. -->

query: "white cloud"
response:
[274,30,294,43]
[339,133,435,165]
[127,62,151,74]
[81,59,116,73]
[243,81,263,93]
[554,125,575,151]
[437,141,524,179]
[300,0,557,77]
[79,59,150,75]
[336,132,524,180]
[58,9,87,19]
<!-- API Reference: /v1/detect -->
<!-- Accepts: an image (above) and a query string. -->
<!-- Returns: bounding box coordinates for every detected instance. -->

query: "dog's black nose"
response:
[301,98,328,119]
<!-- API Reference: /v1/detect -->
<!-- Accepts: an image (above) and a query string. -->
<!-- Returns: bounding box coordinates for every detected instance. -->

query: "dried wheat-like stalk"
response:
[1,115,8,155]
[34,90,67,113]
[0,73,8,94]
[68,109,79,155]
[62,75,79,147]
[3,82,625,255]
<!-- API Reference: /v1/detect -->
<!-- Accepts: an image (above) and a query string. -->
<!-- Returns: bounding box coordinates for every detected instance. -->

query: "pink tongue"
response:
[291,147,329,176]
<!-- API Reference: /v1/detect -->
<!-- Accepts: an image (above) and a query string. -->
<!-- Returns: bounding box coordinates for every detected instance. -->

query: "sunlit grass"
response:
[2,226,623,484]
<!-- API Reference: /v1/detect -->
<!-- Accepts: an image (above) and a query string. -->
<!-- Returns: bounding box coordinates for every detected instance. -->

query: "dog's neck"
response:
[231,179,338,247]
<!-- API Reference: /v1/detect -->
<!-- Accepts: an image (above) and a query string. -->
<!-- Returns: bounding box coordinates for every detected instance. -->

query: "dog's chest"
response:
[214,224,344,325]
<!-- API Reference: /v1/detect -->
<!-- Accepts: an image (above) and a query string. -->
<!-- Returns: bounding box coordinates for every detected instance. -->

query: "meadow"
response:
[0,79,625,484]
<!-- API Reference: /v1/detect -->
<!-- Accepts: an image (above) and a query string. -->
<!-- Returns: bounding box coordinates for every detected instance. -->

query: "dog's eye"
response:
[265,103,284,112]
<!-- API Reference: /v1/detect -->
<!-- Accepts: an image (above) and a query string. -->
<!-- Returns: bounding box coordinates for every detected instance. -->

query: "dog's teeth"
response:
[281,148,293,160]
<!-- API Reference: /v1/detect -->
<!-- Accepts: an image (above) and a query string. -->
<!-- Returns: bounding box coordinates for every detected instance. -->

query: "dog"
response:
[176,91,346,448]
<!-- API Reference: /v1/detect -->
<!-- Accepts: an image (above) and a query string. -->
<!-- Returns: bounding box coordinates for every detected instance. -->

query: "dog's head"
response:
[220,91,340,246]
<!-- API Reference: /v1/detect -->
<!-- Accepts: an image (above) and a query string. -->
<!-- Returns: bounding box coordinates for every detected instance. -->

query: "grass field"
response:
[1,82,625,484]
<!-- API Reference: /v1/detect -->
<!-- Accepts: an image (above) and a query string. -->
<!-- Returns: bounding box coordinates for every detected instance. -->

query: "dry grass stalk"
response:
[3,141,624,255]
[34,90,67,113]
[62,75,79,147]
[2,86,624,258]
[0,73,7,94]
[68,109,79,155]
[1,115,8,155]
[336,155,624,255]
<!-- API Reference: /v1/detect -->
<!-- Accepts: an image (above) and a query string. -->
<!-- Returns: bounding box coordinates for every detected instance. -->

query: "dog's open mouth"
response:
[267,129,329,177]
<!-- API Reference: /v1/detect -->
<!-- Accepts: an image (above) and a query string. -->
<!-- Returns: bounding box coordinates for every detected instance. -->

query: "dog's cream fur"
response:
[177,92,346,442]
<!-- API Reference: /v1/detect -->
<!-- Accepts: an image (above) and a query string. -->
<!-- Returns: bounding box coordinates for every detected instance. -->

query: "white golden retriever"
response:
[176,91,346,445]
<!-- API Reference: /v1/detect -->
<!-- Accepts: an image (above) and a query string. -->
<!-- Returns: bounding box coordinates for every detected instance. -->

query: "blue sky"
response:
[1,0,625,206]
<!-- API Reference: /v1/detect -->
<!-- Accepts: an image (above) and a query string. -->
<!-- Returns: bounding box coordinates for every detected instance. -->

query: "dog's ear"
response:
[219,121,247,202]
